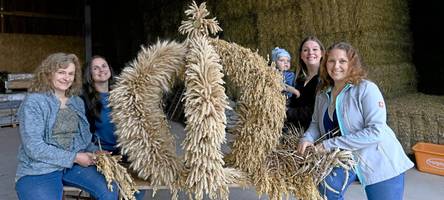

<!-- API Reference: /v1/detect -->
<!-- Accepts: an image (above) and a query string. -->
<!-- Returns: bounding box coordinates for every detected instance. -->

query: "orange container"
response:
[412,142,444,176]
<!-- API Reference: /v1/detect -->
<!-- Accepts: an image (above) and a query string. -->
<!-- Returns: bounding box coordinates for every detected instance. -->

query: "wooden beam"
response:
[0,11,80,20]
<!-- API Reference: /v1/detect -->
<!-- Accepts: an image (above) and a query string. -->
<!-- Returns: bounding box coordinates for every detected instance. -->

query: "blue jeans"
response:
[365,173,405,200]
[16,164,118,200]
[319,167,405,200]
[134,190,146,200]
[319,167,357,200]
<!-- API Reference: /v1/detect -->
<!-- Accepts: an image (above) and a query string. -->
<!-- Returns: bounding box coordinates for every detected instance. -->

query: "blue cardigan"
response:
[16,92,97,180]
[303,80,413,186]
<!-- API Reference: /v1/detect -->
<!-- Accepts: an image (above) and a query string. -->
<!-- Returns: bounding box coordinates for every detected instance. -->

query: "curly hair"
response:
[318,42,367,92]
[29,53,82,96]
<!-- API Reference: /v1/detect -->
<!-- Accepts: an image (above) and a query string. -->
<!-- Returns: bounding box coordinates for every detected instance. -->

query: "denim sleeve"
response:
[323,82,386,151]
[18,97,76,168]
[284,71,295,87]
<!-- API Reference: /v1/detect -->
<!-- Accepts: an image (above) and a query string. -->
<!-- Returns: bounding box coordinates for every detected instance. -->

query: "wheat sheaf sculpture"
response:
[107,1,354,200]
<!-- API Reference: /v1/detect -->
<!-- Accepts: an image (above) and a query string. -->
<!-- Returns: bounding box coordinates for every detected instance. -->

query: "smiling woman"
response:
[15,53,118,200]
[298,42,413,200]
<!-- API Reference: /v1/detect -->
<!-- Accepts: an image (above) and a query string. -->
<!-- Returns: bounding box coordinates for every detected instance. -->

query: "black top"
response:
[286,74,319,130]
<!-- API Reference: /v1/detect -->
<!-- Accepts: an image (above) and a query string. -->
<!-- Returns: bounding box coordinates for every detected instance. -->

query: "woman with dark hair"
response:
[82,55,145,200]
[298,42,413,200]
[15,53,118,200]
[286,36,325,130]
[82,55,117,153]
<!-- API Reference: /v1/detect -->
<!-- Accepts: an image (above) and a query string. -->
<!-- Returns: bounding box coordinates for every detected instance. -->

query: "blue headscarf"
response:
[271,47,291,62]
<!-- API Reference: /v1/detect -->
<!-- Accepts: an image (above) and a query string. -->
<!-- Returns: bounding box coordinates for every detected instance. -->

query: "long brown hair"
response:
[318,42,367,92]
[296,36,325,80]
[82,55,115,120]
[29,53,82,96]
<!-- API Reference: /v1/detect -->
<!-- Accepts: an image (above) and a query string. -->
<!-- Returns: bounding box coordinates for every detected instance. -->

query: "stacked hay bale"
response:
[387,94,444,154]
[208,1,259,50]
[0,33,84,73]
[209,0,416,98]
[207,0,442,152]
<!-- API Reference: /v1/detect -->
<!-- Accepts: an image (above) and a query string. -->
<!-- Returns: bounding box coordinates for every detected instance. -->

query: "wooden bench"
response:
[62,186,92,200]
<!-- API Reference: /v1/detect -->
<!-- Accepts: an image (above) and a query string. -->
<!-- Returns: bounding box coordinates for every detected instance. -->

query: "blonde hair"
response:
[29,53,82,96]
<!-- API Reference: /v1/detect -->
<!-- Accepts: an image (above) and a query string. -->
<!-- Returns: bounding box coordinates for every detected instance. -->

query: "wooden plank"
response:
[5,80,32,90]
[133,176,244,190]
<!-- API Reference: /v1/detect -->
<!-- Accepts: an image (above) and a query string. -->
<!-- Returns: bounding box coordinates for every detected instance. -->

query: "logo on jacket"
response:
[378,101,384,108]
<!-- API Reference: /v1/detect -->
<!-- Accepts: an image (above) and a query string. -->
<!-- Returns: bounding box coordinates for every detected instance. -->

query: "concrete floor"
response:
[1,123,443,200]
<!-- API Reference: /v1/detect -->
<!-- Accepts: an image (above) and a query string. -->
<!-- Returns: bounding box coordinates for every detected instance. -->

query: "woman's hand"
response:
[297,140,314,155]
[74,152,95,167]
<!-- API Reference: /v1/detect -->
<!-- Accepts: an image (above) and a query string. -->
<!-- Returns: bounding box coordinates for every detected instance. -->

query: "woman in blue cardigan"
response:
[15,53,118,199]
[298,42,413,200]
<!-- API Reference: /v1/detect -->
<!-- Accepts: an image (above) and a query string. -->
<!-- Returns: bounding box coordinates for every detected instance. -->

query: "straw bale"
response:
[219,15,259,50]
[296,0,410,34]
[369,62,416,98]
[210,0,254,19]
[209,0,296,15]
[256,9,302,64]
[387,93,444,153]
[438,116,444,145]
[388,110,411,152]
[0,33,84,73]
[253,0,296,12]
[356,0,410,30]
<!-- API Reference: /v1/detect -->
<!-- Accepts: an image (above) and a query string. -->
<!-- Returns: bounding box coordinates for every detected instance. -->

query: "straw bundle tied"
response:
[180,2,245,199]
[179,1,222,39]
[182,36,231,200]
[95,154,139,200]
[108,40,187,197]
[262,126,356,200]
[209,38,290,198]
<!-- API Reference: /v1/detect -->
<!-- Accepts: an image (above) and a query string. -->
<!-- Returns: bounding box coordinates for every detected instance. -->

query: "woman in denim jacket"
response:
[15,53,118,200]
[297,42,413,200]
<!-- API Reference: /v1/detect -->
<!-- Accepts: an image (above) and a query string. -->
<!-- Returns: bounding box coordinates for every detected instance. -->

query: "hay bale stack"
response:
[208,0,415,98]
[387,93,444,153]
[0,33,84,73]
[256,7,301,64]
[219,15,259,50]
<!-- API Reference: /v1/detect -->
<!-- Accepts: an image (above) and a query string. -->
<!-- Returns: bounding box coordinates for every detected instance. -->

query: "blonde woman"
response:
[15,53,118,200]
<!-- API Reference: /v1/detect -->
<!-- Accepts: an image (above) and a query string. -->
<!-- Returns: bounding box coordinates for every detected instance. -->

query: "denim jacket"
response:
[16,92,98,180]
[303,80,413,186]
